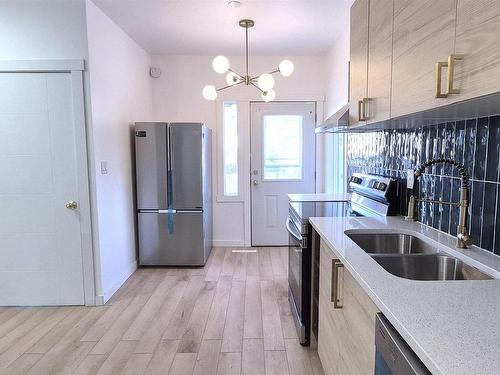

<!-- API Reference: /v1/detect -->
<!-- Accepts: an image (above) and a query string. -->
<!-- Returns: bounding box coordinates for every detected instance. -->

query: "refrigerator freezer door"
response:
[135,122,168,210]
[169,123,203,209]
[138,211,206,266]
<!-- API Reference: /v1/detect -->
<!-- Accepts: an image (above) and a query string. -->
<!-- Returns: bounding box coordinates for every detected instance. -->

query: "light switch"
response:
[100,161,108,175]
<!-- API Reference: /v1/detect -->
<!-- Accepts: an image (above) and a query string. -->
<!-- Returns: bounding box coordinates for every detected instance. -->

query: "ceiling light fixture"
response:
[202,19,294,102]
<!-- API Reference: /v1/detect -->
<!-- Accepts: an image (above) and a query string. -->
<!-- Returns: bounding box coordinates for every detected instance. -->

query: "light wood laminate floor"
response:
[0,247,325,375]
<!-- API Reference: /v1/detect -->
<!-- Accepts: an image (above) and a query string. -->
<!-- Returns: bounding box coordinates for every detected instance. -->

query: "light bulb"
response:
[261,89,276,102]
[212,55,230,74]
[202,85,217,100]
[226,72,240,86]
[278,59,294,77]
[257,73,275,91]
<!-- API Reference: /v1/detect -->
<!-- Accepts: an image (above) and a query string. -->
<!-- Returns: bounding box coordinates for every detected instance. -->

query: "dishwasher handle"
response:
[375,314,431,375]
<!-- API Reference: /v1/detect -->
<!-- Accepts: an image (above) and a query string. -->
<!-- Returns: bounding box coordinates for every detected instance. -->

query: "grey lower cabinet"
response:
[318,239,379,375]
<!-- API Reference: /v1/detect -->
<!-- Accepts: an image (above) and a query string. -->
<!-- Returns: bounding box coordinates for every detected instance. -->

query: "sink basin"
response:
[372,254,493,281]
[346,232,438,255]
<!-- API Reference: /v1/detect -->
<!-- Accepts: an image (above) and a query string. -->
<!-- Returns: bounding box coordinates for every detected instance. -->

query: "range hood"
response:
[315,104,349,133]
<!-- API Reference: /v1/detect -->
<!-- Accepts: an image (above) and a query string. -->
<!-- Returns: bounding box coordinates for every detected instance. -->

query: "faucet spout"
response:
[408,158,472,249]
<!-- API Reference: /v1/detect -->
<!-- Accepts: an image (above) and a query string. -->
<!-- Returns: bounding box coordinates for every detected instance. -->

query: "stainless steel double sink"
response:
[345,232,492,281]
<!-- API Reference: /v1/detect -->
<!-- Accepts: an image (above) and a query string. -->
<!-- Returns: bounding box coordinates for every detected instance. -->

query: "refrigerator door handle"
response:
[167,125,173,208]
[167,125,172,172]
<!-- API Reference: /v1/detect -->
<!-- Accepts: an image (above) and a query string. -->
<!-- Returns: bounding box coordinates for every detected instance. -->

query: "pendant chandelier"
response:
[202,19,294,102]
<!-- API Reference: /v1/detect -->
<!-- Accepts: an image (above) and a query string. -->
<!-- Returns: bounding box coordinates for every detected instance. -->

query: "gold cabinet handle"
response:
[331,259,344,308]
[447,54,464,95]
[436,61,448,98]
[358,98,369,121]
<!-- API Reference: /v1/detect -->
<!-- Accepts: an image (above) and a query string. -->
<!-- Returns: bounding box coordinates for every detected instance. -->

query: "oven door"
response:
[286,216,307,343]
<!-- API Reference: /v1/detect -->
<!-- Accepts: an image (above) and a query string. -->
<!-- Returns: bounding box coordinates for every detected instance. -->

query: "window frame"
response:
[216,100,244,202]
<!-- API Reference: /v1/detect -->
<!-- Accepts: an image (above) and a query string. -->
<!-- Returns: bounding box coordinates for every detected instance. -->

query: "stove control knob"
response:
[378,182,387,191]
[351,176,362,184]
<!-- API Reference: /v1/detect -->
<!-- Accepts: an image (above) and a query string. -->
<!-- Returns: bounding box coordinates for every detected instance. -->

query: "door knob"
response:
[252,179,260,186]
[66,201,78,210]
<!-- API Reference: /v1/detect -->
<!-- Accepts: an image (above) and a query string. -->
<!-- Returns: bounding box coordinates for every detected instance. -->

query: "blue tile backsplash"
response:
[347,115,500,254]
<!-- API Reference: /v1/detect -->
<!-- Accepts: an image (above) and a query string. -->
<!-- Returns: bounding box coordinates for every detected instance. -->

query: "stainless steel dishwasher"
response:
[375,314,431,375]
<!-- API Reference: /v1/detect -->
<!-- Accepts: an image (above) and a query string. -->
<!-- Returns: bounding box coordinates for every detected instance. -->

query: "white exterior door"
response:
[0,72,86,305]
[250,102,316,246]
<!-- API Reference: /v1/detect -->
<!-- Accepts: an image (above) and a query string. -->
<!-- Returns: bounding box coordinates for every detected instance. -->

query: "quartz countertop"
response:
[287,193,351,202]
[309,216,500,375]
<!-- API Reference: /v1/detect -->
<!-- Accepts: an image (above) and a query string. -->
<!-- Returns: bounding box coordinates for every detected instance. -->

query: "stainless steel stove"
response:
[287,173,398,345]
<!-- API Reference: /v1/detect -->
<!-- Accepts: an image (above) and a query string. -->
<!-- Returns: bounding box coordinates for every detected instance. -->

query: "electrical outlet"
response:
[406,169,414,189]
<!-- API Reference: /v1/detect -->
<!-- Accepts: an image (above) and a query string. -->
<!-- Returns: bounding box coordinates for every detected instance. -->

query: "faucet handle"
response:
[457,230,473,248]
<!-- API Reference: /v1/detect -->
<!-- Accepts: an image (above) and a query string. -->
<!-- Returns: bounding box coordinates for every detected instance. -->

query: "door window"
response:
[262,115,303,180]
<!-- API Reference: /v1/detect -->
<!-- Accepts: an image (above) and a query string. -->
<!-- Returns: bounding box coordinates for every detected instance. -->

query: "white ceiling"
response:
[91,0,351,56]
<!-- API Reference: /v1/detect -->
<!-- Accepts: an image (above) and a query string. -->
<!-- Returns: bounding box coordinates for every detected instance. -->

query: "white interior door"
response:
[251,102,316,246]
[0,72,86,306]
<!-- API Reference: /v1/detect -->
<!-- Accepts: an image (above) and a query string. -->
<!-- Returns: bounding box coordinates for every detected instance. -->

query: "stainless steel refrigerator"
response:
[135,122,212,266]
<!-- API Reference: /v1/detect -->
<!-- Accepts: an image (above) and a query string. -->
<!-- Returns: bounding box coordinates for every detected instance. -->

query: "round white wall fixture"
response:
[149,67,162,78]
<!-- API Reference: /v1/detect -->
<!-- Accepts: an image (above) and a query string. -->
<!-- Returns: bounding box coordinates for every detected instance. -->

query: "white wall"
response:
[86,0,153,303]
[325,29,351,118]
[0,0,88,60]
[321,16,352,194]
[150,55,326,246]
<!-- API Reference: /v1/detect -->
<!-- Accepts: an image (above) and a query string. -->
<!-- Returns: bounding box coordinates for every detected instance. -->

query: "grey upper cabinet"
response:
[349,0,369,127]
[366,0,394,124]
[391,0,457,118]
[452,0,500,103]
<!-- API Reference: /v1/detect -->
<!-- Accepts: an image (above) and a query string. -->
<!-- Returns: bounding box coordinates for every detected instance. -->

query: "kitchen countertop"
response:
[287,193,351,202]
[309,216,500,375]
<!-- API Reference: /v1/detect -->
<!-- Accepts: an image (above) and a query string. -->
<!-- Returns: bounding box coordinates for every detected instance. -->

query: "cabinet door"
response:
[349,0,369,126]
[340,267,379,374]
[318,240,379,375]
[366,0,394,124]
[318,241,340,375]
[452,0,500,102]
[391,0,457,117]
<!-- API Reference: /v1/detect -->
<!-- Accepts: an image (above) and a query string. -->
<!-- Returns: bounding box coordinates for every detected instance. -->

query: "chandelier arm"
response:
[249,81,265,93]
[250,69,280,81]
[228,68,244,78]
[216,80,245,92]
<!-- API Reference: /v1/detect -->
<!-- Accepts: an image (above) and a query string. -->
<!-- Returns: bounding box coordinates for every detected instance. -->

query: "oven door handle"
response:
[286,217,304,243]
